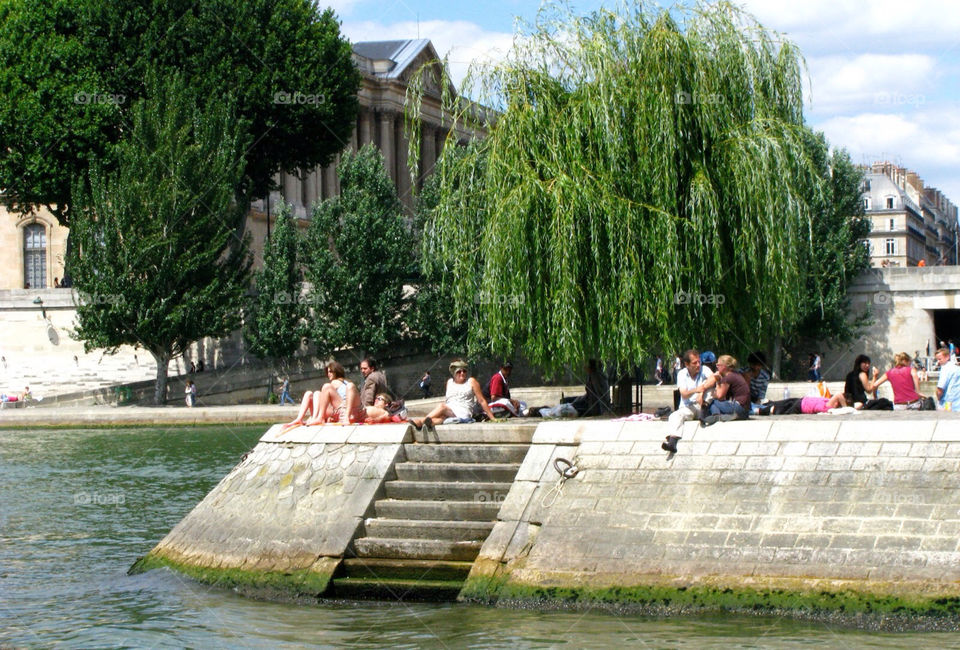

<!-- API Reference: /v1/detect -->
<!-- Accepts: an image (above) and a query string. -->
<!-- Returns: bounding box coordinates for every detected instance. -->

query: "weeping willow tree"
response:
[408,1,828,372]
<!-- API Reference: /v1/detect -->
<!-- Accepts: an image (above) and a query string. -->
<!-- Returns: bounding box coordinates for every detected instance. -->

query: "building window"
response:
[23,223,47,289]
[885,238,896,256]
[886,196,894,209]
[889,218,895,231]
[863,197,871,210]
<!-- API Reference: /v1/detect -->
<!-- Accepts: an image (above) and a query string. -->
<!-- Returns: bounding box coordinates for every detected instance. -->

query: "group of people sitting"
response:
[660,346,958,454]
[279,358,396,433]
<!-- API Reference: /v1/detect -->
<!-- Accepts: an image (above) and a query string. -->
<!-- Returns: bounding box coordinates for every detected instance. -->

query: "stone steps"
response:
[384,480,512,502]
[353,537,483,562]
[338,558,474,581]
[363,518,494,541]
[334,432,530,601]
[404,443,530,464]
[394,462,521,482]
[374,499,503,521]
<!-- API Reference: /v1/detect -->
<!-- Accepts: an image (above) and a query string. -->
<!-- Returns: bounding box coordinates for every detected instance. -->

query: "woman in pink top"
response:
[876,352,925,408]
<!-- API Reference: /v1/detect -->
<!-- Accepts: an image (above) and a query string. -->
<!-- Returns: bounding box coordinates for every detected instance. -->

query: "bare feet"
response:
[277,420,302,436]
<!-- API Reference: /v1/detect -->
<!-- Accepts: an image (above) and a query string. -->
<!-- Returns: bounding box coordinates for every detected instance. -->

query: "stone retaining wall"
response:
[465,415,960,621]
[131,424,411,596]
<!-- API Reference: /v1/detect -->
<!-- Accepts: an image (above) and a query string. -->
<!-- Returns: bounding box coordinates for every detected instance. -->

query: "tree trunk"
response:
[152,350,170,406]
[771,336,782,380]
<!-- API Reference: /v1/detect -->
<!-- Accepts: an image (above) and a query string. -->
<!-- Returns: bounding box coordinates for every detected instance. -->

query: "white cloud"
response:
[816,109,960,201]
[342,19,514,90]
[805,53,937,116]
[739,0,960,55]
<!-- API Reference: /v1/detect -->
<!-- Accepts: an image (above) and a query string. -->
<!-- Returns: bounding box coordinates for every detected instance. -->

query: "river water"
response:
[2,425,959,648]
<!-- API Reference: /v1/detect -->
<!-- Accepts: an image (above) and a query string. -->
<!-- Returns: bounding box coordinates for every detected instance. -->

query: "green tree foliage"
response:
[0,0,359,224]
[412,1,833,373]
[68,75,251,405]
[407,146,478,356]
[244,202,306,368]
[304,144,411,357]
[792,133,871,342]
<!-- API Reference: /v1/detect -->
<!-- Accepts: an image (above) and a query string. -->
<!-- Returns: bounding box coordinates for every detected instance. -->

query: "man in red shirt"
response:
[487,361,522,414]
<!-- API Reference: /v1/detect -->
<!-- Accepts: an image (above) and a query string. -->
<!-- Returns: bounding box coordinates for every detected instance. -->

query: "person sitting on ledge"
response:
[700,355,750,426]
[759,393,846,415]
[843,354,891,410]
[279,360,363,432]
[880,352,927,410]
[411,359,497,429]
[361,393,397,424]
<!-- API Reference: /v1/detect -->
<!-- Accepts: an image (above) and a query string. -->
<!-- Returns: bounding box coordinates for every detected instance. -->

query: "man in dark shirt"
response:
[702,354,750,425]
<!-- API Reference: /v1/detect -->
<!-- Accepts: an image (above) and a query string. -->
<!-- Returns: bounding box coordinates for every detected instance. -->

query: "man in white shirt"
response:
[663,349,716,454]
[936,347,960,410]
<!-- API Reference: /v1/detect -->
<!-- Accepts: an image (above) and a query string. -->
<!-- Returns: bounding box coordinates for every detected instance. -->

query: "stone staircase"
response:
[330,422,537,601]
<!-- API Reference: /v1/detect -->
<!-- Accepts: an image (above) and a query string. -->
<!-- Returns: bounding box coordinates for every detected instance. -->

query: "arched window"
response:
[23,223,46,289]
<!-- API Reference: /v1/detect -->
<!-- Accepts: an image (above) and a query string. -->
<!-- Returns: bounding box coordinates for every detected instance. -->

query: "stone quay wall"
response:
[465,416,960,619]
[132,424,411,595]
[134,415,960,622]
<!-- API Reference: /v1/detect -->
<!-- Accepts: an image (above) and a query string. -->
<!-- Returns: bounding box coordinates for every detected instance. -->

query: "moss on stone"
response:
[476,578,960,618]
[129,552,335,599]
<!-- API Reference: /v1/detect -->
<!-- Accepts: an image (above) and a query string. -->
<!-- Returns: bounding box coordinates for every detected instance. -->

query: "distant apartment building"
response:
[861,162,958,267]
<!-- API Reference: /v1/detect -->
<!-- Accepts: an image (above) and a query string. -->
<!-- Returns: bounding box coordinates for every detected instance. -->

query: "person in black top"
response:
[844,354,892,410]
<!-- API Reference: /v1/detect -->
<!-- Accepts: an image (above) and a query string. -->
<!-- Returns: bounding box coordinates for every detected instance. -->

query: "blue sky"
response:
[333,0,960,205]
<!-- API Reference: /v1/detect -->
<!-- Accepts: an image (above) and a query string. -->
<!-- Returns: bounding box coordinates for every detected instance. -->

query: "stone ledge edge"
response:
[460,566,960,629]
[129,551,339,602]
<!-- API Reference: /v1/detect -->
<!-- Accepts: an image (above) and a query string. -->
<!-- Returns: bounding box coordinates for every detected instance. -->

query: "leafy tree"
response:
[411,1,825,373]
[407,146,478,356]
[244,202,307,374]
[304,144,410,357]
[0,0,359,224]
[68,75,251,405]
[793,134,871,342]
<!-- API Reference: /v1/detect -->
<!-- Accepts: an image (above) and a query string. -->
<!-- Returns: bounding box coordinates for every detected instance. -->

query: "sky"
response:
[330,0,960,207]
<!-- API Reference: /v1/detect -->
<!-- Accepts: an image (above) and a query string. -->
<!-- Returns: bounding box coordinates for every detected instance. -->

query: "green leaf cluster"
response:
[68,74,251,403]
[0,0,359,223]
[413,1,861,372]
[303,145,412,357]
[244,202,306,365]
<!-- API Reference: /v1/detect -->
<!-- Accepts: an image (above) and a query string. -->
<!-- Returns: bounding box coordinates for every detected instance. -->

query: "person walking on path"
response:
[279,377,295,405]
[185,380,197,407]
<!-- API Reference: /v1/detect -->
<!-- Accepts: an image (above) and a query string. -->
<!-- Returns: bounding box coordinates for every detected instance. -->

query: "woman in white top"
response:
[412,359,497,428]
[279,360,363,433]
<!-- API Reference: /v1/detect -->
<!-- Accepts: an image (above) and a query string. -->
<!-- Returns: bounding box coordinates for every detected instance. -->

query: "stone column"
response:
[323,158,337,199]
[396,125,411,209]
[283,171,301,212]
[421,124,437,186]
[378,112,396,184]
[359,109,372,147]
[304,168,319,212]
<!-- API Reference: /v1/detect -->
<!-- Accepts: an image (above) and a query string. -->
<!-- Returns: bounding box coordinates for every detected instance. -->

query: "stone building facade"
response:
[244,39,479,266]
[0,39,474,286]
[861,162,958,268]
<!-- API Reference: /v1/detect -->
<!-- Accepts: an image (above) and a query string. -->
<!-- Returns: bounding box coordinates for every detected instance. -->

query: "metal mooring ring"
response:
[553,457,580,479]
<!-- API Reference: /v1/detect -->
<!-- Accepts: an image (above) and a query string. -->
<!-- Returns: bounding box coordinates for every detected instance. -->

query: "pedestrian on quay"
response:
[279,377,295,405]
[185,380,197,407]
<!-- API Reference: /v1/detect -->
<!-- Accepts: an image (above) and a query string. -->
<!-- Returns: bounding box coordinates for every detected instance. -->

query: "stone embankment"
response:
[132,413,960,627]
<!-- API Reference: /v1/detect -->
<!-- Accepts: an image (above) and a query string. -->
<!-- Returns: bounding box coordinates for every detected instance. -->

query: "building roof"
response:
[352,39,439,81]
